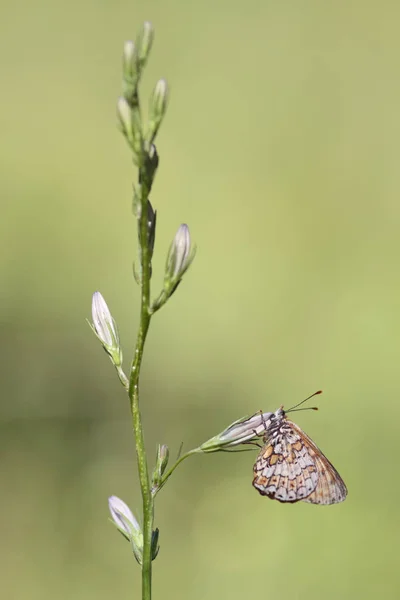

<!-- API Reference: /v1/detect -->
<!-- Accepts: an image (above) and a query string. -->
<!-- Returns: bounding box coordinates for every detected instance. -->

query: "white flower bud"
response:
[147,79,169,144]
[91,292,123,367]
[123,40,136,78]
[200,412,274,452]
[117,97,133,140]
[165,224,195,283]
[151,225,196,312]
[136,21,154,66]
[108,496,143,564]
[108,496,140,536]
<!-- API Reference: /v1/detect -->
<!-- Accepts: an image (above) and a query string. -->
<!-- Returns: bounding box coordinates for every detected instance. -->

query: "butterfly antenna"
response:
[288,406,319,413]
[286,390,322,413]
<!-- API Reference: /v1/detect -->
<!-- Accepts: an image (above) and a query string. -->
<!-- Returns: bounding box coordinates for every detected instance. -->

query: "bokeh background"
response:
[1,0,399,598]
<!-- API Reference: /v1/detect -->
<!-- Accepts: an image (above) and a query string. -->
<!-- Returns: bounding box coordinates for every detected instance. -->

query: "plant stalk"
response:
[129,178,153,600]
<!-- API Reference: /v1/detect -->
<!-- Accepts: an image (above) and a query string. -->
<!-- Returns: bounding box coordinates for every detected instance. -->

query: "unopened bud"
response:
[151,224,196,312]
[200,412,273,452]
[117,96,143,163]
[117,97,133,141]
[108,495,143,564]
[123,40,136,78]
[90,292,123,368]
[136,21,154,68]
[121,40,139,105]
[147,79,169,144]
[152,444,169,491]
[165,224,195,284]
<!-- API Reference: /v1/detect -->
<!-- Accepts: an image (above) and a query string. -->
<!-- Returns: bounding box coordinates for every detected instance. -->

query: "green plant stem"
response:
[129,180,153,600]
[155,449,200,495]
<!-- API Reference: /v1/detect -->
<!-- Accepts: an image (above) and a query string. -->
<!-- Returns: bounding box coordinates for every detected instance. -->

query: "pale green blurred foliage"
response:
[1,0,399,598]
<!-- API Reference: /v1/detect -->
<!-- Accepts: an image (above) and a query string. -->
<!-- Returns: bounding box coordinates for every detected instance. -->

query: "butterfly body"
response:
[253,407,347,505]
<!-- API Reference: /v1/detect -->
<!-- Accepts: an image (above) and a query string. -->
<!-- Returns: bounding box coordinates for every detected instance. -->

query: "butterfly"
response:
[252,392,347,504]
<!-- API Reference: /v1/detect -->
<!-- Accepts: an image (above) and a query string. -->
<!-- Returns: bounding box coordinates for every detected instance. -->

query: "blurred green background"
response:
[1,0,399,598]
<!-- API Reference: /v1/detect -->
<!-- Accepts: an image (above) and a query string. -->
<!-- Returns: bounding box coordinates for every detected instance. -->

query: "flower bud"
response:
[121,40,139,105]
[136,21,154,68]
[152,444,169,491]
[108,496,143,564]
[122,40,136,78]
[117,97,143,163]
[90,292,123,368]
[147,79,169,144]
[200,411,273,452]
[151,225,196,312]
[117,97,133,139]
[158,444,169,473]
[165,224,195,284]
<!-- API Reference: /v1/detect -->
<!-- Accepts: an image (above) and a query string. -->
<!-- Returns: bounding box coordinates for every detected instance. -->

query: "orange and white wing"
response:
[252,427,319,503]
[253,420,347,505]
[288,420,347,505]
[290,424,347,505]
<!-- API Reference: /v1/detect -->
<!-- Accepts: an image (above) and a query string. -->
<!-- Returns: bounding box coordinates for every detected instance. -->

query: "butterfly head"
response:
[260,406,286,438]
[273,406,286,420]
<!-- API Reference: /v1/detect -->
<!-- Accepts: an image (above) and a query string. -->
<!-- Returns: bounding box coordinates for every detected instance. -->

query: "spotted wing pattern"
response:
[293,423,347,505]
[253,417,347,505]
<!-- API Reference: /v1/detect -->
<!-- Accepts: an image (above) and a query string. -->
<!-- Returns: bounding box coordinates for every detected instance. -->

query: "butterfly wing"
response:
[253,422,319,503]
[253,419,347,505]
[289,423,348,505]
